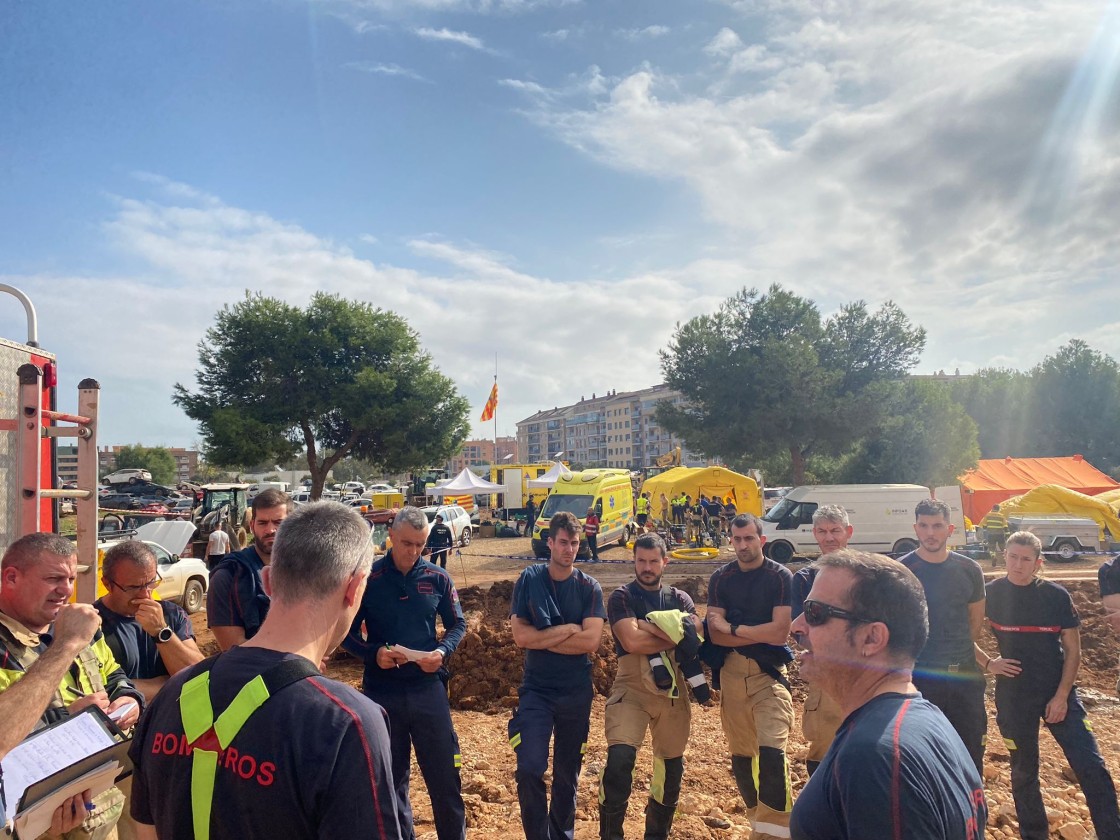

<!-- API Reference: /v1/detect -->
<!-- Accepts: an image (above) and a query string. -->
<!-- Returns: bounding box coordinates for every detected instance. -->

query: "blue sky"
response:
[2,0,1119,452]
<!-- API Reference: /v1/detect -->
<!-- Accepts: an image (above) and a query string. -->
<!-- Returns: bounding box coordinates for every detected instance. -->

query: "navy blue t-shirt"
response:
[343,552,466,689]
[129,647,401,840]
[790,693,987,840]
[95,599,194,680]
[511,564,606,692]
[607,584,696,658]
[791,565,816,621]
[899,551,984,670]
[986,576,1079,698]
[1100,557,1120,598]
[206,546,270,640]
[707,559,793,659]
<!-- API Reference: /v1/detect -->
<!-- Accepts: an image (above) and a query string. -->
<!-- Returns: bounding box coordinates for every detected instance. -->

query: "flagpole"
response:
[492,354,498,462]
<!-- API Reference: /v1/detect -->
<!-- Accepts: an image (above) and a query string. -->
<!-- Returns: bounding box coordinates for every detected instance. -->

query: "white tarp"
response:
[427,468,506,496]
[527,462,573,489]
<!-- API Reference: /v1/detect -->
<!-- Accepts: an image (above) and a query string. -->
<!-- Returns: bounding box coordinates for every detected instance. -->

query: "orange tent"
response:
[958,455,1119,522]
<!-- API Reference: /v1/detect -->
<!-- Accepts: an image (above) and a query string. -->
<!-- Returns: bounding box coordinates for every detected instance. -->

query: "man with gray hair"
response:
[345,505,467,840]
[790,550,987,839]
[791,504,852,776]
[95,540,203,701]
[129,501,401,840]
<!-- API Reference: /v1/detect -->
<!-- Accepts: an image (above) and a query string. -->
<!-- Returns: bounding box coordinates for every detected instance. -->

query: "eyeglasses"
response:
[801,599,871,627]
[108,573,162,595]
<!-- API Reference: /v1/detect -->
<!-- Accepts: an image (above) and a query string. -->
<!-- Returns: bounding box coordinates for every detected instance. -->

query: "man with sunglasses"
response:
[791,504,851,777]
[899,498,987,775]
[789,550,987,840]
[95,541,204,702]
[706,513,794,840]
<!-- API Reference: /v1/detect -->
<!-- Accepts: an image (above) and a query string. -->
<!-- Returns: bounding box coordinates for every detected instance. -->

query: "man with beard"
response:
[706,514,794,840]
[789,550,987,840]
[207,489,291,651]
[899,498,987,774]
[791,504,852,776]
[598,533,701,840]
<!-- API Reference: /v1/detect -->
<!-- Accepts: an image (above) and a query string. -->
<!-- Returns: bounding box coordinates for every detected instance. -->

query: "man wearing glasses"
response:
[95,541,204,702]
[789,550,987,840]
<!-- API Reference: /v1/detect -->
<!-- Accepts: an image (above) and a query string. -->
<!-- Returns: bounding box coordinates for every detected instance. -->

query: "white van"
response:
[759,484,966,562]
[247,481,290,500]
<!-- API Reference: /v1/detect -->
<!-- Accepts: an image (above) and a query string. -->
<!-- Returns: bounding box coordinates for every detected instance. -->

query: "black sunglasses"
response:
[802,599,872,627]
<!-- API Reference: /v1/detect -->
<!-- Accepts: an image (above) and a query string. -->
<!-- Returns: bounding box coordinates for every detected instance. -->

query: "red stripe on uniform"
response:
[891,698,913,840]
[988,620,1061,633]
[307,678,387,840]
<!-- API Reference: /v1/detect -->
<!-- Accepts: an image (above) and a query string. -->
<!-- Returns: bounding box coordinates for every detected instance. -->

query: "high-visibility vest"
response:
[180,656,318,840]
[636,497,650,515]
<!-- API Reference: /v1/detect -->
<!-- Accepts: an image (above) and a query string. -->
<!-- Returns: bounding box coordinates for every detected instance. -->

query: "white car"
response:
[420,504,474,547]
[101,468,152,486]
[366,484,397,495]
[107,522,209,614]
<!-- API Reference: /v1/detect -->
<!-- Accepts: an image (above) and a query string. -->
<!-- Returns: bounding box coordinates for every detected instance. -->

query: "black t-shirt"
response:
[511,564,606,692]
[95,599,194,680]
[129,647,400,840]
[1099,558,1120,598]
[791,565,816,621]
[899,551,984,669]
[206,546,270,639]
[607,584,696,658]
[790,693,987,840]
[985,577,1079,697]
[708,559,792,659]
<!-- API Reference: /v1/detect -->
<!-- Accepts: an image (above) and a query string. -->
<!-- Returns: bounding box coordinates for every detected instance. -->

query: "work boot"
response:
[643,800,676,840]
[599,806,627,840]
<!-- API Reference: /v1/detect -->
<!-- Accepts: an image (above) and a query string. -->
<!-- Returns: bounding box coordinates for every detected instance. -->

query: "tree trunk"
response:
[789,445,807,486]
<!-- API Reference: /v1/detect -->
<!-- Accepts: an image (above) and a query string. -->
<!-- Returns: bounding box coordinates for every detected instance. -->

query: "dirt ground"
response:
[190,536,1120,839]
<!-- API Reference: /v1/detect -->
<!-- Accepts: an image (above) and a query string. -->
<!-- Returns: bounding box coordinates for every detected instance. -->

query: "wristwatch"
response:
[729,624,739,638]
[155,626,173,644]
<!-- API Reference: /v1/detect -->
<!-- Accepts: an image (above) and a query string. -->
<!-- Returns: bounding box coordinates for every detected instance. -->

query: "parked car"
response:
[114,480,175,498]
[147,540,209,614]
[342,481,365,494]
[101,493,143,510]
[366,483,397,495]
[420,504,474,546]
[101,468,153,486]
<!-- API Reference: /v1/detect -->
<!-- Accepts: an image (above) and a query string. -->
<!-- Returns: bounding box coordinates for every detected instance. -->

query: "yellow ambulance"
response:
[531,469,634,559]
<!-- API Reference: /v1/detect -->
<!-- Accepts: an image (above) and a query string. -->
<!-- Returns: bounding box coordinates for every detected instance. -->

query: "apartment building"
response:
[447,436,518,473]
[98,445,201,483]
[516,384,706,471]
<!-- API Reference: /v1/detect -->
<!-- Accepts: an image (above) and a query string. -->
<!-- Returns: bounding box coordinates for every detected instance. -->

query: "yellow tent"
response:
[1094,488,1120,509]
[640,466,763,516]
[999,484,1120,542]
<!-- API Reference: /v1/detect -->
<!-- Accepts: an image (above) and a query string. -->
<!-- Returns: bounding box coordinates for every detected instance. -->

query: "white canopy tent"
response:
[526,461,573,489]
[427,467,506,496]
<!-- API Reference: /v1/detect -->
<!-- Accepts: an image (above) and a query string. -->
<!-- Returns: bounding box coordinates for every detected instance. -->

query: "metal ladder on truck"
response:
[0,284,103,604]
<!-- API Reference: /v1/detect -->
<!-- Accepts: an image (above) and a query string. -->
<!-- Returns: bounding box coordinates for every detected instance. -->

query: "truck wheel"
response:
[1053,540,1079,561]
[460,526,472,547]
[768,541,795,563]
[892,538,919,555]
[182,579,205,614]
[531,539,549,560]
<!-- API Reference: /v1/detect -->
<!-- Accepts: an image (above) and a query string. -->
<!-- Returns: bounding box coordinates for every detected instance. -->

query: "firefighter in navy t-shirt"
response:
[129,501,402,840]
[899,497,987,774]
[344,506,467,840]
[790,550,986,840]
[425,514,454,569]
[95,541,203,701]
[206,489,290,651]
[509,511,606,840]
[986,531,1120,840]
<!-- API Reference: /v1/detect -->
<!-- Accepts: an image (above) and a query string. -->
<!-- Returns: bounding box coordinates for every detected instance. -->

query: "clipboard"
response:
[3,707,133,824]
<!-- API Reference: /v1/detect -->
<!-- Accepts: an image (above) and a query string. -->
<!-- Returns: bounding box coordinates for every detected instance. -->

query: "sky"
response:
[2,0,1119,451]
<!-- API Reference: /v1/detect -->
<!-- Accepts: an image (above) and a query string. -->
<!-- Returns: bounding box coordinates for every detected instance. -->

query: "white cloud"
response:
[0,177,727,444]
[346,61,431,82]
[413,26,487,50]
[508,1,1120,372]
[617,25,670,41]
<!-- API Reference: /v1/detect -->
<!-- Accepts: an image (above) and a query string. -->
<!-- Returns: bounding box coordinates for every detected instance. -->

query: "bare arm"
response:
[968,599,985,642]
[707,605,792,647]
[613,614,702,656]
[1045,628,1081,724]
[550,617,605,655]
[132,676,169,703]
[510,617,581,650]
[1103,594,1120,633]
[0,603,100,757]
[132,821,158,840]
[155,635,205,676]
[211,625,246,652]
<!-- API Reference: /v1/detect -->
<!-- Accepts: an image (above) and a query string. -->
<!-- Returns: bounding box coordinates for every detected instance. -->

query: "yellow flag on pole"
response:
[480,383,498,422]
